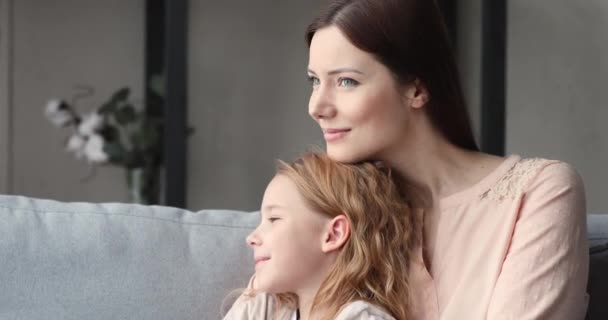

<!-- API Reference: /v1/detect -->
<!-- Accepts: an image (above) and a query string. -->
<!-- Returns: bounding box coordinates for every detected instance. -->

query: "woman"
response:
[305,1,589,319]
[231,0,589,318]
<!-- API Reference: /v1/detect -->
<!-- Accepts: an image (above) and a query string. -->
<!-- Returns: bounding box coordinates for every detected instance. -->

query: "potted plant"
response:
[44,83,165,204]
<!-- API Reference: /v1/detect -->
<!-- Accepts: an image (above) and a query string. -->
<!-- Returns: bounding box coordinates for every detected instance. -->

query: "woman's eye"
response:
[307,76,320,87]
[338,78,359,87]
[268,217,280,223]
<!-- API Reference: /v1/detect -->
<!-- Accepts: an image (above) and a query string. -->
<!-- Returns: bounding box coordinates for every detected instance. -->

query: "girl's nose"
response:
[246,229,261,247]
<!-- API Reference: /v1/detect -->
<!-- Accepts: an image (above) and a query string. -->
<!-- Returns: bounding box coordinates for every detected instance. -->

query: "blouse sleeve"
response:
[222,292,274,320]
[222,276,275,320]
[486,162,589,319]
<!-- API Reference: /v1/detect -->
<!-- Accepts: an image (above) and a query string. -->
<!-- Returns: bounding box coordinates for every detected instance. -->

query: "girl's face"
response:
[246,175,331,294]
[307,26,412,163]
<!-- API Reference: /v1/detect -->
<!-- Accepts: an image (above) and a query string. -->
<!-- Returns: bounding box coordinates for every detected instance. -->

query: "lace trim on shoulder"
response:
[480,158,554,201]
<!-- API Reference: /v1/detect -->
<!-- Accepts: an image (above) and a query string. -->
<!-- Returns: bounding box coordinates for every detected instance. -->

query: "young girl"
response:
[223,151,419,320]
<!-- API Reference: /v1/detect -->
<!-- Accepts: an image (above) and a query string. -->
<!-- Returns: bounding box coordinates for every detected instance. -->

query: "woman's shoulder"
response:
[334,301,396,320]
[481,156,583,201]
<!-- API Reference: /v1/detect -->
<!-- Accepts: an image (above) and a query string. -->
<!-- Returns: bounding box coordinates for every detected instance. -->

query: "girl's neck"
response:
[296,288,319,320]
[294,253,339,319]
[295,284,334,320]
[298,303,327,320]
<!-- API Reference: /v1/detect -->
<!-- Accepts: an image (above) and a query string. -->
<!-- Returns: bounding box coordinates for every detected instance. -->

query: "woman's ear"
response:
[403,78,430,109]
[321,215,351,253]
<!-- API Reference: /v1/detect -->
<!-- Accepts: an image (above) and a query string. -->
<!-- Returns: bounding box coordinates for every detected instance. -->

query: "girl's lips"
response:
[323,129,351,142]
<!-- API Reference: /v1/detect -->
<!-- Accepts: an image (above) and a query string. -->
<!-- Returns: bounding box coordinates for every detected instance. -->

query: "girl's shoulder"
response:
[334,301,396,320]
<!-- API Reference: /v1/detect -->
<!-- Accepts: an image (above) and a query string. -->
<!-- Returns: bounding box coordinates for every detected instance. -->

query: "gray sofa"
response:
[1,195,606,320]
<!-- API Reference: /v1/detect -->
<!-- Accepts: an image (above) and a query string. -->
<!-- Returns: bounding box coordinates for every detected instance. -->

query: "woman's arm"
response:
[486,162,589,319]
[222,276,275,320]
[222,291,274,320]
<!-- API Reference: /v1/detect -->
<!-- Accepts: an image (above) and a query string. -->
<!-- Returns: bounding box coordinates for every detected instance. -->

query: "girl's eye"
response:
[268,217,280,223]
[307,75,320,87]
[338,78,359,87]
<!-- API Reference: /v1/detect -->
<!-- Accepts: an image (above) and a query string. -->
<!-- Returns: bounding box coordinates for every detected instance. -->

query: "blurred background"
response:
[0,0,606,213]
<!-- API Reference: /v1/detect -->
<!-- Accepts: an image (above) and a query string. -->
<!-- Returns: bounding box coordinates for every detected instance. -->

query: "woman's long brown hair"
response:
[306,0,479,151]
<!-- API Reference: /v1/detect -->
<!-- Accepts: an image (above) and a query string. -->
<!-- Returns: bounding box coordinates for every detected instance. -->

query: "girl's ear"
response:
[321,215,351,253]
[403,78,430,109]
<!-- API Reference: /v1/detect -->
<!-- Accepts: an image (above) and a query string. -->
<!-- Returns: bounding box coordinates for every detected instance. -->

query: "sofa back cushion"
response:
[587,214,608,320]
[588,214,608,247]
[2,195,607,319]
[0,195,258,320]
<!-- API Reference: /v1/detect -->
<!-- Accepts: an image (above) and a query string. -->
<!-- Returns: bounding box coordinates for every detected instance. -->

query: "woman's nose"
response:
[309,89,336,120]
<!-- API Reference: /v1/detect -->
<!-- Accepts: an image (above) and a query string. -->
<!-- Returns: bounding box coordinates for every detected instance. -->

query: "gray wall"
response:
[457,0,483,141]
[456,0,607,213]
[0,0,326,209]
[0,0,144,202]
[187,1,325,210]
[0,0,11,194]
[507,0,608,213]
[1,1,605,212]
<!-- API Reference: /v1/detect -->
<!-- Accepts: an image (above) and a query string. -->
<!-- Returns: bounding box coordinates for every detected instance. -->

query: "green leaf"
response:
[99,101,118,115]
[124,151,143,168]
[114,104,138,125]
[111,87,130,103]
[141,122,160,148]
[148,74,165,97]
[103,141,126,164]
[130,130,144,148]
[100,124,120,142]
[99,87,130,115]
[146,94,164,117]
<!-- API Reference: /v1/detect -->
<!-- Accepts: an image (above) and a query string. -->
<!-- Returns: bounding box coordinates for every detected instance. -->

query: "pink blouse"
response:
[225,155,589,319]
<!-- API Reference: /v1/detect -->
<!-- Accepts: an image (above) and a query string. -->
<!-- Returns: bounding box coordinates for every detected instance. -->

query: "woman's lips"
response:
[323,129,351,142]
[255,257,270,267]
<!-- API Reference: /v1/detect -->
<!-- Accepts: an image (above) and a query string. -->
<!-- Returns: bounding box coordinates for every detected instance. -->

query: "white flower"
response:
[83,134,109,164]
[44,99,74,127]
[78,112,104,136]
[65,134,87,159]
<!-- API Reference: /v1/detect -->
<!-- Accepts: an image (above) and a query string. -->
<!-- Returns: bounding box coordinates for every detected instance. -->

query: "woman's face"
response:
[308,26,412,163]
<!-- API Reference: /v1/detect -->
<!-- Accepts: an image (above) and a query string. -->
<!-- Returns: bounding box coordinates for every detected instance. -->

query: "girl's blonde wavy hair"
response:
[251,151,419,320]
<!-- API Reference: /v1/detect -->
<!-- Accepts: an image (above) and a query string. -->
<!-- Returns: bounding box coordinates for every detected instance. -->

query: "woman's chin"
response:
[326,147,370,164]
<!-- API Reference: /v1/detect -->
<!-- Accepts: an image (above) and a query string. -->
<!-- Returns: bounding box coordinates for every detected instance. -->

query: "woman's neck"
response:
[383,123,504,206]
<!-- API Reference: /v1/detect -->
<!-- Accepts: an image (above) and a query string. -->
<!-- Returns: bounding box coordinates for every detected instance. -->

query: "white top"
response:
[224,298,395,319]
[334,301,395,320]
